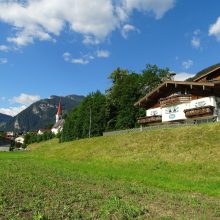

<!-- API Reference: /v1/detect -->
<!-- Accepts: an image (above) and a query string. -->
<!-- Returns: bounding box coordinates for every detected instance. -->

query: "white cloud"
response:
[209,17,220,41]
[63,50,110,64]
[0,0,117,46]
[7,29,53,46]
[191,29,201,49]
[193,29,200,35]
[96,50,110,58]
[0,0,175,46]
[0,58,8,64]
[0,93,41,116]
[120,0,175,19]
[174,72,194,81]
[0,45,9,52]
[63,52,72,62]
[0,105,27,116]
[83,36,100,45]
[191,36,200,49]
[182,59,193,70]
[72,58,90,65]
[121,24,139,39]
[10,93,41,105]
[63,52,94,65]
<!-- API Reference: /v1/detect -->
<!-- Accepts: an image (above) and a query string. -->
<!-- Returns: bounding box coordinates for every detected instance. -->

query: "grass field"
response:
[1,123,220,219]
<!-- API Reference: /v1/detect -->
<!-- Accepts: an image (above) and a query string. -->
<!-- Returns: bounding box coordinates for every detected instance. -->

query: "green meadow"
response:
[1,123,220,219]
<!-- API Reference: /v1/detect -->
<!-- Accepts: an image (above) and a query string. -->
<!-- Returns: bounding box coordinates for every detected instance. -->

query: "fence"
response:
[103,117,216,136]
[0,146,10,152]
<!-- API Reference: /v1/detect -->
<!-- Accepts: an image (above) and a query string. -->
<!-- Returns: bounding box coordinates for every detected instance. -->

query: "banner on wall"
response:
[146,96,217,122]
[162,103,188,122]
[146,107,162,117]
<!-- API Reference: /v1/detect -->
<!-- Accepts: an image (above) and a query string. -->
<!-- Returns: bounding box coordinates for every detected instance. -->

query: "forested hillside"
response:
[61,64,172,142]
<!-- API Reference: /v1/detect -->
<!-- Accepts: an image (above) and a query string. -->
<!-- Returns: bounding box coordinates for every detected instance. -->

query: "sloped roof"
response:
[135,80,215,108]
[52,119,65,129]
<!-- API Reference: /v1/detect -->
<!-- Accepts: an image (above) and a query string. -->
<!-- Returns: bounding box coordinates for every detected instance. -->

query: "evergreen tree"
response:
[140,64,171,94]
[61,91,106,142]
[106,70,141,130]
[61,64,171,141]
[105,65,171,130]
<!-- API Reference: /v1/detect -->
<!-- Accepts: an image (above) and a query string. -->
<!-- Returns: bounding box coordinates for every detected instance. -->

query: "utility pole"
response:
[89,106,92,138]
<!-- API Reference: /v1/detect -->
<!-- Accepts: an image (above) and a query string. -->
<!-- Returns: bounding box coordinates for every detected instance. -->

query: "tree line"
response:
[24,131,55,146]
[60,64,171,142]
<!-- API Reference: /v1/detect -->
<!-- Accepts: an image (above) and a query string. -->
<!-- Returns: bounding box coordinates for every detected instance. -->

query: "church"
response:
[51,101,65,135]
[135,65,220,125]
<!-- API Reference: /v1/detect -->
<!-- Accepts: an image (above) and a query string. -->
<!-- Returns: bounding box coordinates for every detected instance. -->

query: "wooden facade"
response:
[160,94,192,107]
[135,66,220,125]
[137,115,162,124]
[184,106,215,118]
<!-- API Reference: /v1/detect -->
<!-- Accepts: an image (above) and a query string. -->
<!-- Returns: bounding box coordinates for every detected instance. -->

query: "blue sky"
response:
[1,0,220,116]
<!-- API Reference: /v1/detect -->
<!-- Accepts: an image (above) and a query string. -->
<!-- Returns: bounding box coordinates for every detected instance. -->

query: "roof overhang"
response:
[134,81,215,108]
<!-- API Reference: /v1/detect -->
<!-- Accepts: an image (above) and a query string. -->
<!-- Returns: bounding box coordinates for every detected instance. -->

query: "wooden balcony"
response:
[137,115,162,124]
[160,94,191,107]
[184,105,215,118]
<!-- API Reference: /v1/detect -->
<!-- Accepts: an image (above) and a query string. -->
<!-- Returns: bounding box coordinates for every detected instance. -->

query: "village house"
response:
[15,136,24,145]
[135,65,220,126]
[6,131,14,139]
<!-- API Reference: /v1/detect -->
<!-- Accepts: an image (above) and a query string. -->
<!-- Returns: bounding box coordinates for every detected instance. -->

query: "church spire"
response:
[56,99,62,123]
[57,101,62,115]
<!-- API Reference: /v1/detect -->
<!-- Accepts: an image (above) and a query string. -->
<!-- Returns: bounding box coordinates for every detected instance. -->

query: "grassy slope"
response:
[1,123,220,219]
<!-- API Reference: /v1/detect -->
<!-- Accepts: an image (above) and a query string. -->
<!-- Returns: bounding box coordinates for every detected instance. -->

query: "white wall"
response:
[215,97,220,121]
[146,96,218,122]
[146,107,162,117]
[162,103,189,122]
[51,126,63,135]
[190,96,216,109]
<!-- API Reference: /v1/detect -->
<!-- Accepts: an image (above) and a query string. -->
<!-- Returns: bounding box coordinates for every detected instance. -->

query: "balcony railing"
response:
[184,105,215,118]
[137,115,162,124]
[160,94,191,107]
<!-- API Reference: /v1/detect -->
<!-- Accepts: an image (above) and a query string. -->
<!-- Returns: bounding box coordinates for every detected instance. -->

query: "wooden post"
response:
[140,125,143,132]
[89,107,92,138]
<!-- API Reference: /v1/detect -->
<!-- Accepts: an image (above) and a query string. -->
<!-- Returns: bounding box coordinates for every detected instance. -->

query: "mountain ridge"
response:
[5,94,84,132]
[0,113,13,130]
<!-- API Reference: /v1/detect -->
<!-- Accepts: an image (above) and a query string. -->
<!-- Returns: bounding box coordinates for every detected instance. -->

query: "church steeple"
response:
[56,100,62,123]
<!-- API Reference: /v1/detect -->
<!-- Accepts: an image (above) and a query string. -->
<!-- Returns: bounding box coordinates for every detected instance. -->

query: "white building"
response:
[15,136,24,145]
[135,66,220,125]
